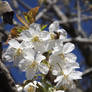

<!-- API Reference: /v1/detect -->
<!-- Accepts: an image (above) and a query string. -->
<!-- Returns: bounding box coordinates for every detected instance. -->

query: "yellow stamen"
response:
[28,61,37,69]
[50,33,55,40]
[16,48,22,56]
[32,36,40,42]
[28,86,35,92]
[59,53,65,60]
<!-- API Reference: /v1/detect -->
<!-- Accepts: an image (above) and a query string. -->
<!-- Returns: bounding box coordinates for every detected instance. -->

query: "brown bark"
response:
[0,61,17,92]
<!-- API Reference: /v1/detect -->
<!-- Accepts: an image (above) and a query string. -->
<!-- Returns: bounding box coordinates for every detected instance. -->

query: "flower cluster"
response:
[3,21,82,92]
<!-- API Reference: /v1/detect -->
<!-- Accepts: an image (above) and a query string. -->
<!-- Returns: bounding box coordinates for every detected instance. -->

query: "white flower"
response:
[19,48,49,80]
[18,23,41,41]
[19,25,50,42]
[29,23,41,32]
[57,29,67,40]
[38,63,49,74]
[24,81,42,92]
[49,42,80,81]
[8,39,21,48]
[44,39,63,52]
[52,42,76,63]
[16,84,23,92]
[54,90,64,92]
[49,21,59,33]
[49,41,82,89]
[3,47,15,62]
[49,21,67,40]
[54,68,82,88]
[34,39,63,54]
[3,22,82,91]
[49,42,79,73]
[49,87,64,92]
[18,24,50,54]
[3,39,25,65]
[31,40,50,54]
[51,60,79,76]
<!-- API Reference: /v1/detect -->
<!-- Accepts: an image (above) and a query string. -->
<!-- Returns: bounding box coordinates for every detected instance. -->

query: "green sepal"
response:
[41,24,48,31]
[17,29,23,33]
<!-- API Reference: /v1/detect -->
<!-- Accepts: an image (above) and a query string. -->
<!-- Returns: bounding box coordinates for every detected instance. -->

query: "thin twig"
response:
[82,68,92,77]
[77,0,82,31]
[36,5,51,21]
[17,0,31,10]
[63,38,92,44]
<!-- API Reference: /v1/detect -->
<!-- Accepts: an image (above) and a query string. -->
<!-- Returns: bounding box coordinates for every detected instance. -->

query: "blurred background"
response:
[0,0,92,92]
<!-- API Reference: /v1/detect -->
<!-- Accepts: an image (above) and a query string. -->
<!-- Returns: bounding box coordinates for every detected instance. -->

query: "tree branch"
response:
[0,60,17,92]
[36,5,51,21]
[17,0,31,10]
[82,67,92,77]
[63,38,92,44]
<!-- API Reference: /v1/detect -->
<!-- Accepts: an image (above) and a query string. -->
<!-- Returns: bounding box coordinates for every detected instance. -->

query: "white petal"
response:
[17,86,23,92]
[57,29,67,40]
[54,75,63,83]
[3,47,15,62]
[33,81,37,85]
[38,63,49,74]
[47,40,56,50]
[49,21,59,32]
[33,41,49,54]
[3,55,12,62]
[24,81,38,92]
[63,43,75,54]
[23,48,35,61]
[51,64,61,75]
[30,81,38,88]
[29,23,41,32]
[69,70,82,80]
[62,62,80,75]
[36,53,46,64]
[56,90,64,92]
[20,41,33,48]
[18,59,26,71]
[65,53,77,62]
[14,54,23,66]
[38,82,43,87]
[31,29,40,37]
[8,39,20,49]
[18,59,32,71]
[26,66,38,80]
[19,30,32,41]
[52,70,58,76]
[24,84,30,92]
[49,55,61,65]
[55,40,63,47]
[40,31,50,41]
[24,83,34,92]
[52,46,63,55]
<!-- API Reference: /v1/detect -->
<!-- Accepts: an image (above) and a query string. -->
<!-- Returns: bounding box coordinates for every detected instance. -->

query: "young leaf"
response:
[16,15,29,28]
[23,6,40,24]
[41,24,48,31]
[10,26,27,38]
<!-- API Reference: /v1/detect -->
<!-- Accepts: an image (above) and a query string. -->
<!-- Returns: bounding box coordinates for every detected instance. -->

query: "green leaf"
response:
[17,29,23,33]
[24,15,30,24]
[41,24,48,31]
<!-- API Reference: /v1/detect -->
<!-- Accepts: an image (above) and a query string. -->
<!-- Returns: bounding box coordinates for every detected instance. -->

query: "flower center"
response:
[16,48,22,56]
[28,61,37,69]
[32,36,40,42]
[59,53,65,60]
[28,86,35,92]
[57,63,68,78]
[50,33,55,40]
